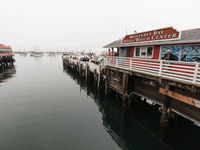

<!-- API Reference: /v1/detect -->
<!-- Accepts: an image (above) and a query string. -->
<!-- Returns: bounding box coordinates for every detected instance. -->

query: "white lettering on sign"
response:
[123,27,180,43]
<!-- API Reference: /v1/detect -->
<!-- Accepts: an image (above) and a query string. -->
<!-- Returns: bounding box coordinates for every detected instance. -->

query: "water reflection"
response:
[63,66,200,150]
[0,66,16,84]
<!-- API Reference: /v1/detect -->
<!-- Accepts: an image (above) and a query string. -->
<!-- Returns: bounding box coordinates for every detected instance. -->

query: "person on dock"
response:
[162,50,178,61]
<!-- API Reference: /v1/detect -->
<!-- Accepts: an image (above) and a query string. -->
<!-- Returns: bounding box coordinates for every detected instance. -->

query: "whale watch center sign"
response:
[122,27,180,44]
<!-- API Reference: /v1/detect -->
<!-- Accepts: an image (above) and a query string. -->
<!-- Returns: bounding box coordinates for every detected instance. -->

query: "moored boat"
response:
[48,52,55,56]
[20,52,27,56]
[30,51,44,57]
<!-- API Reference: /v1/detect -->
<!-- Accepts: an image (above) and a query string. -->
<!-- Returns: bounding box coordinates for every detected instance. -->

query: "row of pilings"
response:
[62,57,139,109]
[63,60,200,150]
[62,57,193,130]
[63,58,105,92]
[0,56,15,72]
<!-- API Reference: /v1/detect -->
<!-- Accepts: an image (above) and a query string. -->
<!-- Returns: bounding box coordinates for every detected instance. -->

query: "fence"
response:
[105,56,200,86]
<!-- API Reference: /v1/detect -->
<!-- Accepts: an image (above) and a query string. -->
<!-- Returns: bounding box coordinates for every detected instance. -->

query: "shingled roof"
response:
[103,28,200,48]
[0,44,12,49]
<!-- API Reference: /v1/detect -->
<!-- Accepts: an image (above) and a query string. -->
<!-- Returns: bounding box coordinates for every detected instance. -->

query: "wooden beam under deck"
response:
[159,88,200,109]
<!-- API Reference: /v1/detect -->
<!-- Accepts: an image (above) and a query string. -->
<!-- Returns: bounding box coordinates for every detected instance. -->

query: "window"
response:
[135,47,140,57]
[134,46,153,58]
[147,47,153,57]
[140,47,147,57]
[119,48,132,57]
[126,48,132,57]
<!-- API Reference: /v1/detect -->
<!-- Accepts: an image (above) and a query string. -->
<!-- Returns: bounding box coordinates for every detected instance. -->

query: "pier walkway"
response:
[63,56,200,126]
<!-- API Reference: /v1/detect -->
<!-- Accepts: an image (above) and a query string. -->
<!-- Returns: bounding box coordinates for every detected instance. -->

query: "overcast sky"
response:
[0,0,199,52]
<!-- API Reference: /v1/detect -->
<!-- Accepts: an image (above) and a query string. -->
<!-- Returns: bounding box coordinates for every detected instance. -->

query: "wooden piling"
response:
[122,96,127,107]
[97,64,101,90]
[94,69,97,87]
[85,64,88,82]
[105,70,109,95]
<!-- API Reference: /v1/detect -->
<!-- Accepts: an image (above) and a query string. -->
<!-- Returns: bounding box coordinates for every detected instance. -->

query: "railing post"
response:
[159,60,163,76]
[99,63,101,72]
[193,62,199,84]
[129,58,132,70]
[104,57,107,67]
[108,57,110,66]
[116,57,118,67]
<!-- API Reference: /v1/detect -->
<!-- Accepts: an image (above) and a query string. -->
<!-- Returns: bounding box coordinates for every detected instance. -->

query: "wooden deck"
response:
[63,56,200,127]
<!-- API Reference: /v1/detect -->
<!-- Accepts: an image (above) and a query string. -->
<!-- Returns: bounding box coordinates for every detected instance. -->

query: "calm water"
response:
[0,55,200,150]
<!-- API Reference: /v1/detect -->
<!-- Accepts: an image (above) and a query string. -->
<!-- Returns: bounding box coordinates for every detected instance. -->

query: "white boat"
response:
[20,52,27,56]
[30,52,44,57]
[48,52,55,56]
[88,58,101,74]
[30,45,44,57]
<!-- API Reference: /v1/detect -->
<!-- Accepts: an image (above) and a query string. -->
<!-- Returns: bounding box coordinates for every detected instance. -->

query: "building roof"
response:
[103,28,200,48]
[0,44,12,49]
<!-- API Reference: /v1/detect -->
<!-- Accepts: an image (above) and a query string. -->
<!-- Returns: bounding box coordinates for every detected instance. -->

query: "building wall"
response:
[117,44,200,62]
[130,48,134,57]
[153,45,160,59]
[130,45,161,60]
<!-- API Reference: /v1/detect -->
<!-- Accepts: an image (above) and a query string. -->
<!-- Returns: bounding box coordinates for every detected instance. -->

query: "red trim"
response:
[0,53,13,56]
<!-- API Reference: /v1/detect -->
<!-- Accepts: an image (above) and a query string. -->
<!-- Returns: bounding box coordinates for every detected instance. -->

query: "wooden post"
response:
[160,86,172,128]
[79,62,81,77]
[122,73,129,107]
[94,69,97,87]
[85,64,88,82]
[122,96,127,107]
[105,70,109,95]
[97,65,100,89]
[122,73,129,95]
[76,62,79,74]
[80,63,83,78]
[160,105,169,128]
[122,73,126,93]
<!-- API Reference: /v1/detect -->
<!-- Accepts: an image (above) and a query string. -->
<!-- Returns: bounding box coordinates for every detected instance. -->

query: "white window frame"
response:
[134,46,154,58]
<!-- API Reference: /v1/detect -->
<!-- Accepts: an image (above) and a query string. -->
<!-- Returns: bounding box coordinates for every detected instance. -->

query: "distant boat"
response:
[20,52,27,56]
[48,52,55,56]
[30,44,44,57]
[30,52,44,57]
[30,52,34,56]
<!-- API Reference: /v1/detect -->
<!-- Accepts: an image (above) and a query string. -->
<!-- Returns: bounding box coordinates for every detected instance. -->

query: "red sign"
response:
[122,27,180,44]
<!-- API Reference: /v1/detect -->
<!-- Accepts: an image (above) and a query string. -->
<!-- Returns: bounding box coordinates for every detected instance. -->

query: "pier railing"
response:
[104,56,200,86]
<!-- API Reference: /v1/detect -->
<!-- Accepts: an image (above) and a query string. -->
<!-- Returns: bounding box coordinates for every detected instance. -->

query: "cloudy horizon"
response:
[0,0,199,52]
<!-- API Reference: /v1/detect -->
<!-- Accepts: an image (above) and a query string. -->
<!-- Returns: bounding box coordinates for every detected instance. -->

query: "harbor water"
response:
[0,55,200,150]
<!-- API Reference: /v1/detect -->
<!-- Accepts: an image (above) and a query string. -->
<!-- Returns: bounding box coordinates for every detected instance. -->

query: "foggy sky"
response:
[0,0,199,52]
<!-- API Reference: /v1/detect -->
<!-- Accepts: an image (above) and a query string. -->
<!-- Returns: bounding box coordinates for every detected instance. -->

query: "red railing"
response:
[105,56,200,86]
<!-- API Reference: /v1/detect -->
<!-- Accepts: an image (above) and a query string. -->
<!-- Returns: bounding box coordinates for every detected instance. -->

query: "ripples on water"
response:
[0,55,200,150]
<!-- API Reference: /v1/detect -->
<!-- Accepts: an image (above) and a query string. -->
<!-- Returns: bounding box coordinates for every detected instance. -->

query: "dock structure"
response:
[63,27,200,127]
[0,44,14,72]
[63,55,200,127]
[62,56,103,88]
[103,57,200,127]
